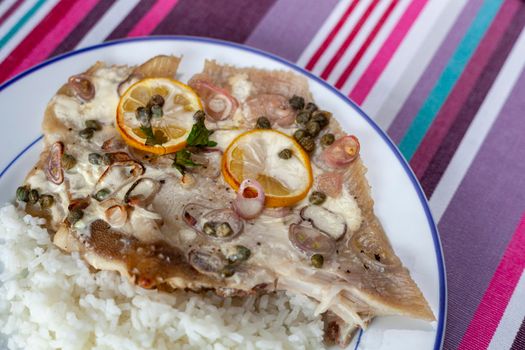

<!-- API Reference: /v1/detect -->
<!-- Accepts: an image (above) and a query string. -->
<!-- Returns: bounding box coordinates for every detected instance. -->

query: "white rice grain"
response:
[0,205,325,349]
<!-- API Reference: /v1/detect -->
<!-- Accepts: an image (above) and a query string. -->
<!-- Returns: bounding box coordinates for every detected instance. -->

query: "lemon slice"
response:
[222,129,313,207]
[117,78,202,154]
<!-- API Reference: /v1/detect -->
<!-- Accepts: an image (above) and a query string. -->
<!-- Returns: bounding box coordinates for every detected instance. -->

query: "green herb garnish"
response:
[141,126,168,146]
[173,148,200,174]
[186,113,217,148]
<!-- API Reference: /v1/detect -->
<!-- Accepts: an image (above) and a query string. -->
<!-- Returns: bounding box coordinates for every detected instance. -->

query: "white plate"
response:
[0,37,445,350]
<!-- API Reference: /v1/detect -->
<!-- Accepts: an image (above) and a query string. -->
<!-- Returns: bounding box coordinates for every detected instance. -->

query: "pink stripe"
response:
[305,0,360,71]
[8,0,100,78]
[349,0,428,104]
[127,0,178,37]
[458,213,525,350]
[410,0,519,178]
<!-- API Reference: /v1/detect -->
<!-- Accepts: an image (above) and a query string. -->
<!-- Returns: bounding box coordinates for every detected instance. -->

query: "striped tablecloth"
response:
[0,1,524,349]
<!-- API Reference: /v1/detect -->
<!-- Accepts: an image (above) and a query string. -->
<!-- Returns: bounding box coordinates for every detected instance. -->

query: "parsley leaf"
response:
[186,116,217,148]
[173,148,200,174]
[141,126,168,146]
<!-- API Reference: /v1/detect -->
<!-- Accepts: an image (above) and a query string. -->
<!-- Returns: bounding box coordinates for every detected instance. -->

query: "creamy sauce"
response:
[29,61,362,291]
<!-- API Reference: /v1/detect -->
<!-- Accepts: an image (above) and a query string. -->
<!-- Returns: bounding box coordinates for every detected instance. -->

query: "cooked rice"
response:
[0,204,325,350]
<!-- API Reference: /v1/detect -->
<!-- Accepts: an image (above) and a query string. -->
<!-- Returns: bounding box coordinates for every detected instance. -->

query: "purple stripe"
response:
[105,0,156,40]
[0,0,23,26]
[151,0,276,43]
[50,0,114,57]
[421,2,525,196]
[440,65,525,350]
[387,0,482,143]
[244,0,339,62]
[511,317,525,350]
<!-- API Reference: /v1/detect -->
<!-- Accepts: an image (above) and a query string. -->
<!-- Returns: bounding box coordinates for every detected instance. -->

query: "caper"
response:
[220,265,235,278]
[202,221,216,236]
[193,110,206,122]
[150,104,163,118]
[149,94,165,107]
[295,110,311,125]
[85,119,102,131]
[289,95,305,110]
[66,208,83,225]
[305,121,321,137]
[88,152,103,165]
[228,245,251,263]
[293,129,308,142]
[136,106,152,127]
[320,133,335,146]
[311,254,324,268]
[216,222,234,237]
[311,111,331,128]
[299,136,315,152]
[16,186,29,202]
[27,189,39,204]
[94,188,110,202]
[279,148,293,159]
[256,116,271,129]
[309,191,327,205]
[61,154,76,170]
[304,102,318,113]
[79,128,94,139]
[39,195,54,209]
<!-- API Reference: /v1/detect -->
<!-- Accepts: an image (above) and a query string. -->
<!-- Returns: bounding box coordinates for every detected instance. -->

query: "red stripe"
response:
[349,0,428,104]
[410,0,519,179]
[126,0,178,37]
[0,0,78,83]
[458,212,525,350]
[0,0,24,26]
[304,0,359,71]
[320,0,380,80]
[336,0,399,89]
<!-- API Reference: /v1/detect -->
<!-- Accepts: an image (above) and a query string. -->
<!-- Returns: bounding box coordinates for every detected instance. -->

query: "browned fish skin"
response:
[23,56,434,348]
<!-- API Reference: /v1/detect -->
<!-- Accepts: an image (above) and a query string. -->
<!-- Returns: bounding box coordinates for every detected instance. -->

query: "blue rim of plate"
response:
[0,35,446,349]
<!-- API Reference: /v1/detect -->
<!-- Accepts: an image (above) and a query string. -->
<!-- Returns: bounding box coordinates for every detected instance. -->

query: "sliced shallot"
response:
[321,135,360,169]
[188,77,238,121]
[232,179,265,219]
[300,205,347,240]
[289,223,336,255]
[105,205,128,227]
[182,203,209,227]
[188,248,227,274]
[95,160,145,194]
[124,178,161,206]
[316,171,344,198]
[45,141,64,185]
[244,94,296,127]
[68,74,95,101]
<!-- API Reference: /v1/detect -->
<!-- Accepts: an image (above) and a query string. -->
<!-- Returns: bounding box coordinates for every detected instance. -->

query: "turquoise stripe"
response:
[0,0,47,49]
[398,0,504,160]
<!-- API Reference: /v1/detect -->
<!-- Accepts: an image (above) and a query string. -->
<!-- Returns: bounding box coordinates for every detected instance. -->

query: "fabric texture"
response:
[0,0,524,349]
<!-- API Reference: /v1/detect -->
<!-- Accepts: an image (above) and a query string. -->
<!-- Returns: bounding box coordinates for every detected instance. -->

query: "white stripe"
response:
[307,0,370,77]
[0,0,18,21]
[0,0,33,36]
[429,26,525,221]
[297,0,356,67]
[0,0,60,62]
[75,0,140,49]
[362,0,466,128]
[488,270,525,350]
[325,0,390,86]
[337,0,411,95]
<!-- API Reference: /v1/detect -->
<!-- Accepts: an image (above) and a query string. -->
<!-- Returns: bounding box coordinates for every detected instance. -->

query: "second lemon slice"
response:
[222,129,313,207]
